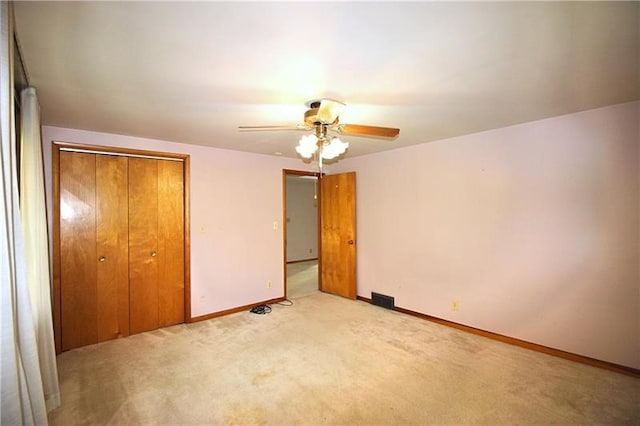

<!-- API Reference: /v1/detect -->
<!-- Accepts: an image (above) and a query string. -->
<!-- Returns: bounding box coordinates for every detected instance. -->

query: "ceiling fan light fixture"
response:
[241,97,398,167]
[321,137,348,160]
[296,134,318,159]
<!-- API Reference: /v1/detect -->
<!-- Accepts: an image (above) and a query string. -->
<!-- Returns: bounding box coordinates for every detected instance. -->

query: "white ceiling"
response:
[14,1,640,160]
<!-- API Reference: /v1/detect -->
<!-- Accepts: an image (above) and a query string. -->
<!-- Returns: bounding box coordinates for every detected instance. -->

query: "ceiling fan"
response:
[238,98,400,169]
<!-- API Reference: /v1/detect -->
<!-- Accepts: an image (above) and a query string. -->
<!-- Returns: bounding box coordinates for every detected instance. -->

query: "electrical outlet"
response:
[267,280,272,288]
[451,300,459,311]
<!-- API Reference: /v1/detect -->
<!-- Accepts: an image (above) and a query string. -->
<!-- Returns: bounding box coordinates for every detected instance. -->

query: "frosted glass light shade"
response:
[296,134,318,158]
[321,137,348,160]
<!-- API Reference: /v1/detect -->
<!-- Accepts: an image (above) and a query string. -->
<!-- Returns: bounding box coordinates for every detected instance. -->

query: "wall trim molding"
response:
[357,296,639,378]
[189,297,286,323]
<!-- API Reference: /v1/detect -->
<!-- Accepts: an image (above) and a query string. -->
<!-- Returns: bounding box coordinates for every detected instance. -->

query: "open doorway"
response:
[283,170,319,298]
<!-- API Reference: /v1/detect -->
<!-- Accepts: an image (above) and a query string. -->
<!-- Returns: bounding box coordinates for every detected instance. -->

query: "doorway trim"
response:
[282,169,321,298]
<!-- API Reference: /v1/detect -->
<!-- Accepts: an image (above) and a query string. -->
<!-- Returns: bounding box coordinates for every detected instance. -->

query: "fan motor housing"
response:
[304,108,320,125]
[305,107,338,126]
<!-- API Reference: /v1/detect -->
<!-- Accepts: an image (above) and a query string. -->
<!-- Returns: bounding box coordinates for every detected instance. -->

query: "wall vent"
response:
[371,292,395,310]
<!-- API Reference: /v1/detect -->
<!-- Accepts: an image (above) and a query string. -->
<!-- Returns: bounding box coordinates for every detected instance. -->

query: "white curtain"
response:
[20,87,61,412]
[1,2,49,424]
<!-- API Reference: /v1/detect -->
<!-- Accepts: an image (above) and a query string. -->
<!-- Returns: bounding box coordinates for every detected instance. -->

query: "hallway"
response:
[286,259,317,299]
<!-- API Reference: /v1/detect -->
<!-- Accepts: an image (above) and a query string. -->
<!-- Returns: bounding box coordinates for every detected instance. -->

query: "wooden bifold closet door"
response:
[128,157,185,334]
[56,146,187,352]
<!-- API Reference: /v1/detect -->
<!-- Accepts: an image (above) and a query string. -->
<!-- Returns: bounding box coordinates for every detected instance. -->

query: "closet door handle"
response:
[150,251,157,257]
[98,256,106,262]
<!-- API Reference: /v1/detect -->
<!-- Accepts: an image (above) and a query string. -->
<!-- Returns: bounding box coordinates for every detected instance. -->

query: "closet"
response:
[53,143,189,352]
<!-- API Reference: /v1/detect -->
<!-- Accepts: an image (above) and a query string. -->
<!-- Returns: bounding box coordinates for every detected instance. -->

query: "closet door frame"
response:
[52,141,191,354]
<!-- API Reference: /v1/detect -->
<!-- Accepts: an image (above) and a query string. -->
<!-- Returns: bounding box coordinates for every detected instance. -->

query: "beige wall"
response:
[336,101,639,369]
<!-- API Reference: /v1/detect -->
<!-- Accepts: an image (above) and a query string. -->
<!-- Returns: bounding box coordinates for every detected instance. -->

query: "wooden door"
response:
[95,154,129,341]
[128,158,185,333]
[59,152,129,350]
[55,143,189,352]
[319,172,357,299]
[157,160,185,327]
[60,152,98,350]
[128,158,160,334]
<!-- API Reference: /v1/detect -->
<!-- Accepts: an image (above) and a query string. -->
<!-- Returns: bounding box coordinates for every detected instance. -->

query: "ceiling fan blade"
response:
[336,124,400,138]
[314,99,346,124]
[238,125,310,131]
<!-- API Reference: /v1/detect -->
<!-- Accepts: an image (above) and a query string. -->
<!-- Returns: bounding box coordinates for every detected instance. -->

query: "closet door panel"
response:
[128,158,159,334]
[60,152,97,351]
[157,160,185,327]
[95,155,129,341]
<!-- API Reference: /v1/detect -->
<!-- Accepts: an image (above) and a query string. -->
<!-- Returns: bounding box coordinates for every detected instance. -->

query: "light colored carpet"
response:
[49,292,639,425]
[286,260,318,299]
